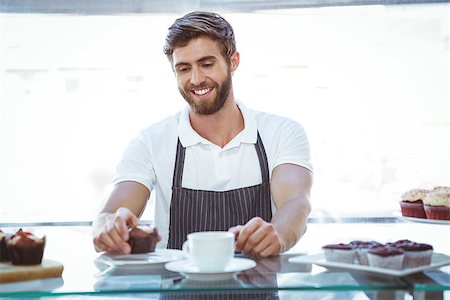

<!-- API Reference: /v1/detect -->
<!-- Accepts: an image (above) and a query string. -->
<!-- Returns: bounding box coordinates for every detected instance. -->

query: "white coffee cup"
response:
[182,231,235,272]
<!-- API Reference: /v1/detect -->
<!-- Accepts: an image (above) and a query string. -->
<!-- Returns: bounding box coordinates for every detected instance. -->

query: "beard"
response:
[179,70,232,116]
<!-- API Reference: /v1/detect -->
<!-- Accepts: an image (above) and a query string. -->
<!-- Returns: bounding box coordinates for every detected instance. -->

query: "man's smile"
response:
[192,87,213,96]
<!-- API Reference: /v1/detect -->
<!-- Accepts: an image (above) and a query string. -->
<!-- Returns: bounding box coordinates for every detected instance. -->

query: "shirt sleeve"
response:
[113,131,156,191]
[272,118,313,173]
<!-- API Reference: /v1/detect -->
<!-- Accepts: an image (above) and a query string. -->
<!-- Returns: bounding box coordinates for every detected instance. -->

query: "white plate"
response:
[96,249,186,268]
[394,211,450,225]
[165,258,256,281]
[289,253,450,277]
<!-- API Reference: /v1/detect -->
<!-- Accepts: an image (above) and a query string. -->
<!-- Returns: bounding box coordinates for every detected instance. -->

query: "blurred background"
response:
[0,1,449,223]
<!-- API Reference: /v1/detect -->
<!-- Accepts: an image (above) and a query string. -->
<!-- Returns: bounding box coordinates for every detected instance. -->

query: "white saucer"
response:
[165,258,256,281]
[96,249,186,269]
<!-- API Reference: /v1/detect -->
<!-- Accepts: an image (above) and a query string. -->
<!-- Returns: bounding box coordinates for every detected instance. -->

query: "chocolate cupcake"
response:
[397,242,433,268]
[322,243,356,264]
[127,227,159,254]
[367,246,405,270]
[0,229,12,262]
[7,229,46,265]
[349,240,383,265]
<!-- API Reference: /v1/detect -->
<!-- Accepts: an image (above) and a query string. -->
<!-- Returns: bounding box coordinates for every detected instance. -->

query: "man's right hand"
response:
[92,207,139,254]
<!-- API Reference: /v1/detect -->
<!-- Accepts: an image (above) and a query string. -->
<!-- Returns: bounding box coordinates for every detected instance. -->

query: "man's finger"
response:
[96,232,121,253]
[235,218,262,252]
[114,214,130,241]
[241,224,272,254]
[258,242,282,258]
[104,217,131,253]
[251,233,275,257]
[228,225,243,239]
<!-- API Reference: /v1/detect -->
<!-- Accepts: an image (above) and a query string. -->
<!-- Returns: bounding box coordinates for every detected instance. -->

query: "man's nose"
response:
[190,67,206,86]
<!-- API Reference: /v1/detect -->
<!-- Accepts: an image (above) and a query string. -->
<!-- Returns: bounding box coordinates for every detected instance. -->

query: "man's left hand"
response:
[228,217,285,258]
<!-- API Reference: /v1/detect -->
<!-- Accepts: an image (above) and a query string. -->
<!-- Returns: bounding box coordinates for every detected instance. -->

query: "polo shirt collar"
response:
[178,101,258,148]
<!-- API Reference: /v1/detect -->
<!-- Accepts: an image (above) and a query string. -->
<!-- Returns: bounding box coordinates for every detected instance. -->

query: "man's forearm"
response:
[272,196,311,252]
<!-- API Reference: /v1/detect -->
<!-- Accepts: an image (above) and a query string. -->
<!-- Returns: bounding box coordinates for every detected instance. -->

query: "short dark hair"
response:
[163,11,236,65]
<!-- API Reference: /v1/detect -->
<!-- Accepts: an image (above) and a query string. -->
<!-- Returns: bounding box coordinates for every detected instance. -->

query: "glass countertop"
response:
[0,221,449,299]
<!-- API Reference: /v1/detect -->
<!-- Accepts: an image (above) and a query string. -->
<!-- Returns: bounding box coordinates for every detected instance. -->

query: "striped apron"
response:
[167,132,273,249]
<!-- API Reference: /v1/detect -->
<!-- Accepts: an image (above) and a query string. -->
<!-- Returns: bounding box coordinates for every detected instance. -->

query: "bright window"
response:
[0,3,448,222]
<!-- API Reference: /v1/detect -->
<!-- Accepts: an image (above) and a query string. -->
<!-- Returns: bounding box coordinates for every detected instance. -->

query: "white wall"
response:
[0,4,448,222]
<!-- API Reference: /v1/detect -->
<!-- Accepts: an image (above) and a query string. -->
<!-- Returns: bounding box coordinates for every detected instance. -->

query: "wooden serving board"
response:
[0,259,63,283]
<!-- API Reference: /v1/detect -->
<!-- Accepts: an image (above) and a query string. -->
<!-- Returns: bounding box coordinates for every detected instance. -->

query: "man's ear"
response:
[230,51,240,72]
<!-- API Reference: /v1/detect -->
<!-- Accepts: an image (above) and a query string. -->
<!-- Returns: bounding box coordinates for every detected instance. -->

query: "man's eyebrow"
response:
[197,56,217,63]
[174,62,189,69]
[174,56,217,69]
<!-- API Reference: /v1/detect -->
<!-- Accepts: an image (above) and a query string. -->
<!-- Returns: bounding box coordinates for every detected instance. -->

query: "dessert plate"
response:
[96,249,186,268]
[289,253,450,277]
[394,211,450,225]
[165,258,256,281]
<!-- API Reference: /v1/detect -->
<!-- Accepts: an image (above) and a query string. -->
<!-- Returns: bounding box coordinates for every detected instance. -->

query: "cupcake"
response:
[399,189,428,218]
[127,227,159,254]
[431,186,450,192]
[367,246,405,270]
[349,240,384,265]
[7,229,46,265]
[322,243,356,264]
[0,229,12,262]
[386,239,414,248]
[423,190,450,220]
[397,242,433,268]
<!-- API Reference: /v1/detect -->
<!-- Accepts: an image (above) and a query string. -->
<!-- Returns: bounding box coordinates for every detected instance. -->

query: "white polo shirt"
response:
[114,102,312,248]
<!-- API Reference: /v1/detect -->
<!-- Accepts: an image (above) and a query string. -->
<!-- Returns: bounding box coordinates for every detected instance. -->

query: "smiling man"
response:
[92,11,313,258]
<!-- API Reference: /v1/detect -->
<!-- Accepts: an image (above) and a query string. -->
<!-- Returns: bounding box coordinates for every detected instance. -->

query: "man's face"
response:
[172,37,233,115]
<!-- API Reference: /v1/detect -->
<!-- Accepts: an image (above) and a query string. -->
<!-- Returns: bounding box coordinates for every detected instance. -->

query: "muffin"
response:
[399,189,428,218]
[397,242,433,268]
[367,246,405,270]
[7,229,46,265]
[431,186,450,192]
[349,240,384,265]
[386,239,414,248]
[322,243,356,264]
[423,190,450,220]
[127,227,159,254]
[0,229,12,262]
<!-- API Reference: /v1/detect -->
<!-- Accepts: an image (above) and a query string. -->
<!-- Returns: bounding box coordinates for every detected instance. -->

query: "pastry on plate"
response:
[7,229,46,265]
[0,229,13,262]
[322,243,356,264]
[423,190,450,220]
[367,246,405,270]
[127,226,159,254]
[396,242,433,268]
[399,189,428,218]
[349,240,384,266]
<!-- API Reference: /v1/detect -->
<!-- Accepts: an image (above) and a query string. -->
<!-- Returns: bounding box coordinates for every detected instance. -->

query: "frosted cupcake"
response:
[386,239,414,248]
[399,189,428,218]
[322,243,356,264]
[7,229,46,265]
[423,190,450,220]
[367,246,405,270]
[0,229,12,262]
[349,240,383,265]
[431,186,450,192]
[397,242,433,268]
